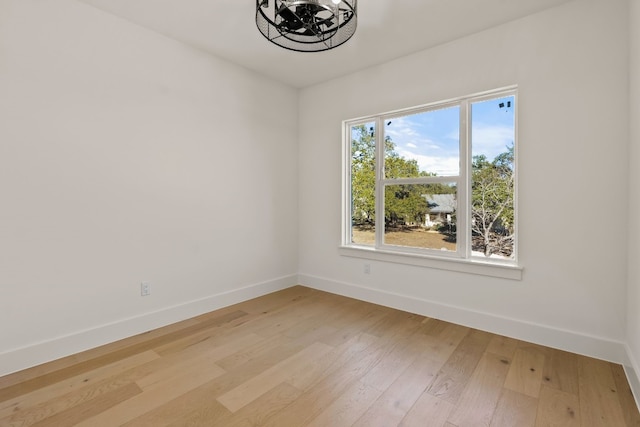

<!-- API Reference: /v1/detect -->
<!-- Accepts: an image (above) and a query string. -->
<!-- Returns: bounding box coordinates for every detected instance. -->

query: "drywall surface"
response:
[0,0,298,374]
[628,0,640,398]
[298,0,629,358]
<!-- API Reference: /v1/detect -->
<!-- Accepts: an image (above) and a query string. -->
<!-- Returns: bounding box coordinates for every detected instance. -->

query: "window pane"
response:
[383,183,457,251]
[350,122,376,245]
[384,106,460,178]
[471,96,515,259]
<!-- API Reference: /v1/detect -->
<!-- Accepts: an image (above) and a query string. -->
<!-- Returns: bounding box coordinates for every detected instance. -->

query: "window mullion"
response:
[375,117,384,249]
[344,121,353,245]
[459,100,470,259]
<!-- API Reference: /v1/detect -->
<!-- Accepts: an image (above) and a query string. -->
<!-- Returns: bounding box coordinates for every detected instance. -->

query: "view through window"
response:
[346,88,516,262]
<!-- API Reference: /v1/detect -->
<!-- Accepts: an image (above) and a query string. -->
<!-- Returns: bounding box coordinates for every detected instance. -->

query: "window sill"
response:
[339,245,523,280]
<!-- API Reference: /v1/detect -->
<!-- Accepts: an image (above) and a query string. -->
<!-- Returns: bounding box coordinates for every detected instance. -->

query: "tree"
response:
[351,125,376,225]
[471,145,515,257]
[351,127,431,227]
[383,141,428,226]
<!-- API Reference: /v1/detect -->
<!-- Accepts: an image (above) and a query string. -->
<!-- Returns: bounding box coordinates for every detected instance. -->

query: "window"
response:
[343,88,518,275]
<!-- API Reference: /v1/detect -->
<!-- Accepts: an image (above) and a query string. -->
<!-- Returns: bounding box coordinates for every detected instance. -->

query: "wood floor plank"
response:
[578,357,628,427]
[419,322,470,363]
[163,393,231,427]
[504,346,546,398]
[1,380,143,427]
[490,389,538,427]
[135,346,227,390]
[0,354,168,427]
[240,293,334,339]
[169,337,312,403]
[543,348,580,394]
[427,329,493,404]
[135,332,261,391]
[217,341,333,413]
[305,380,383,427]
[223,382,303,427]
[535,385,580,427]
[214,312,339,373]
[185,332,262,362]
[0,310,247,403]
[151,321,254,357]
[359,330,431,392]
[218,285,318,317]
[352,354,444,427]
[287,332,378,391]
[611,363,640,427]
[0,318,201,391]
[420,317,452,337]
[399,392,455,427]
[27,382,142,427]
[317,302,390,348]
[0,350,158,419]
[149,382,301,427]
[447,352,512,427]
[1,287,638,427]
[365,310,425,339]
[74,360,226,426]
[121,382,231,427]
[260,314,423,427]
[215,333,291,372]
[486,335,519,359]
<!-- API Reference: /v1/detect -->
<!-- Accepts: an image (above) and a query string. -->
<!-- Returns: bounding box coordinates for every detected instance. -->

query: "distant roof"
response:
[423,194,456,213]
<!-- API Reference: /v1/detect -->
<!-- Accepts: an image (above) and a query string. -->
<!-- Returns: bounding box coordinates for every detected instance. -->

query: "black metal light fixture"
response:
[256,0,357,52]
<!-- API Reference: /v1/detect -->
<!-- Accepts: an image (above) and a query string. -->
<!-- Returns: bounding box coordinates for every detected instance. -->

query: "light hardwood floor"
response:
[1,286,639,426]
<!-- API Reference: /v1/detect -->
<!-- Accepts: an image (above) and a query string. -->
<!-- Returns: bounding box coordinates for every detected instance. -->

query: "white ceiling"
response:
[78,0,573,88]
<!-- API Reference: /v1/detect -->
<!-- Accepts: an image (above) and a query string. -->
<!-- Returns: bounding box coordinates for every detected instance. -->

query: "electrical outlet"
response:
[364,263,371,274]
[141,282,151,296]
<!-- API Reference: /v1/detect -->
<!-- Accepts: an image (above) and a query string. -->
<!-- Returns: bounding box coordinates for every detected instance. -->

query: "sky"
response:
[384,96,515,176]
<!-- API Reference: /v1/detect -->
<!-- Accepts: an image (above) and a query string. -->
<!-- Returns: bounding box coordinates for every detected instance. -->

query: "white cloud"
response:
[385,117,420,141]
[396,149,459,176]
[472,125,514,159]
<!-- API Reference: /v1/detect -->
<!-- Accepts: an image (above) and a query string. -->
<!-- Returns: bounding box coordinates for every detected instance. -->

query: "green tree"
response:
[471,145,515,257]
[351,125,376,225]
[351,127,431,227]
[383,141,428,226]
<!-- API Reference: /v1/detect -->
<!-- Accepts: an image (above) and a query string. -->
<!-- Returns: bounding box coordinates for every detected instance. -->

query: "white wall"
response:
[299,0,631,362]
[1,0,635,382]
[0,0,299,375]
[628,0,640,399]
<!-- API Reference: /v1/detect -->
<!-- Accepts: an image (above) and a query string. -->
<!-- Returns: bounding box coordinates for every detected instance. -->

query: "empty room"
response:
[1,0,640,425]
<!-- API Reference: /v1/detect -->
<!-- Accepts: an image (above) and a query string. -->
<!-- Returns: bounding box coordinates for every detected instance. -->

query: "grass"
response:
[352,226,456,251]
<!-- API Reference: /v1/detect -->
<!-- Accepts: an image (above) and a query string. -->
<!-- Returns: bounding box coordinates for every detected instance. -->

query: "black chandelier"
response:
[256,0,357,52]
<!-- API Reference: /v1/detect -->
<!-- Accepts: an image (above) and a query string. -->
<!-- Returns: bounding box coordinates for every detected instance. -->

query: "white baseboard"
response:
[625,344,640,412]
[298,274,629,365]
[0,274,298,377]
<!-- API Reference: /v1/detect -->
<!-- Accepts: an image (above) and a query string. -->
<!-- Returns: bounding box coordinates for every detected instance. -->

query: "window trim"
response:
[341,86,521,280]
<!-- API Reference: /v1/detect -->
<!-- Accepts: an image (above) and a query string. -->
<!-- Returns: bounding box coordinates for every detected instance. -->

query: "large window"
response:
[343,88,517,268]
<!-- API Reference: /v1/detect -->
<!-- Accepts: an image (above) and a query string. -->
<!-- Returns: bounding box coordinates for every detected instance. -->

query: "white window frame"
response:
[340,87,522,280]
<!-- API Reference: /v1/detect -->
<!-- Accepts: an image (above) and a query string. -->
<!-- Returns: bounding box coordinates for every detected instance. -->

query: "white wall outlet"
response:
[140,282,151,296]
[364,263,371,274]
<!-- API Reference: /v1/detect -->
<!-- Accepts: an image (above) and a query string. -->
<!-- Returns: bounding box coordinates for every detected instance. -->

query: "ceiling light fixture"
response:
[256,0,357,52]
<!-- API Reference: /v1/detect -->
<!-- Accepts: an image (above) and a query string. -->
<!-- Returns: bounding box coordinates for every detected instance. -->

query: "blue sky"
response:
[384,96,515,176]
